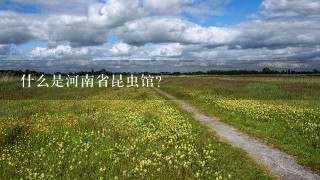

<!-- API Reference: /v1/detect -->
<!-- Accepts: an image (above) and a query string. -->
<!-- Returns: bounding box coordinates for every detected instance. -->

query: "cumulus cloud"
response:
[38,0,146,47]
[27,42,320,62]
[190,45,320,61]
[29,43,149,60]
[231,19,320,49]
[2,59,320,73]
[0,0,320,62]
[118,17,237,46]
[0,12,35,45]
[42,15,109,47]
[257,61,308,69]
[149,43,185,57]
[143,0,191,14]
[109,43,136,56]
[88,0,145,28]
[143,0,227,18]
[30,45,93,60]
[0,0,149,47]
[261,0,320,18]
[0,12,110,47]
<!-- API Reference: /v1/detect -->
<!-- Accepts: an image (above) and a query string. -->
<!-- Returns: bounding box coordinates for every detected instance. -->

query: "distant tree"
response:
[262,68,272,74]
[100,69,107,74]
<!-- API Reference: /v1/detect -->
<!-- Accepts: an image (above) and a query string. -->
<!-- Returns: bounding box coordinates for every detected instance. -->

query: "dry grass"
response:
[0,75,20,82]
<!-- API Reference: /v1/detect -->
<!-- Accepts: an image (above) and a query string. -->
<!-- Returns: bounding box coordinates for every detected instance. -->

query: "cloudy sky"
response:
[0,0,320,71]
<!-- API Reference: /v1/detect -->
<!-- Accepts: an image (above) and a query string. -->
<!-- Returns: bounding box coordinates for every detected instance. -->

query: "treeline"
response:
[0,70,47,76]
[0,69,161,76]
[0,68,319,76]
[171,68,320,75]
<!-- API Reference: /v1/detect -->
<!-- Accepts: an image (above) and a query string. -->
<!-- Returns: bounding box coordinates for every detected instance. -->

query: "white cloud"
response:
[118,17,237,46]
[27,42,320,62]
[110,43,135,55]
[30,45,92,60]
[257,61,307,69]
[143,0,227,19]
[149,43,184,57]
[0,11,35,44]
[143,0,192,14]
[261,0,320,18]
[1,0,320,61]
[45,15,110,47]
[191,45,320,61]
[88,0,145,28]
[232,19,320,49]
[0,0,149,47]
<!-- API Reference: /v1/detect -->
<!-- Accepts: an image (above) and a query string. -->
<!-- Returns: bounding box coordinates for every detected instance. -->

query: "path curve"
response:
[154,88,320,180]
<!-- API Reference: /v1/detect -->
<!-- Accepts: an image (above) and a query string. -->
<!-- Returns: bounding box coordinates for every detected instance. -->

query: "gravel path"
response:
[154,88,320,180]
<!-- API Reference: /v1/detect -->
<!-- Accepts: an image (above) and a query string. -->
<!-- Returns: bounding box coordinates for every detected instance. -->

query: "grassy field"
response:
[0,79,274,179]
[160,75,320,174]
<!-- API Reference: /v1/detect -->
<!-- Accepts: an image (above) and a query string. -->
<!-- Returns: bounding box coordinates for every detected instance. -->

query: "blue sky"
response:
[0,0,320,71]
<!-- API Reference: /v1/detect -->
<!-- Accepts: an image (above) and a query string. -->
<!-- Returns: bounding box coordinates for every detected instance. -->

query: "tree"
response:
[262,68,272,74]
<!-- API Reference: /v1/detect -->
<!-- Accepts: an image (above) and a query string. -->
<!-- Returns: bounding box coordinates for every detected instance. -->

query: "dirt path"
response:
[154,88,320,180]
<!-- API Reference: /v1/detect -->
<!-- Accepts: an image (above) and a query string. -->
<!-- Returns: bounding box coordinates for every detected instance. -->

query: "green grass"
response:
[160,75,320,174]
[0,82,274,179]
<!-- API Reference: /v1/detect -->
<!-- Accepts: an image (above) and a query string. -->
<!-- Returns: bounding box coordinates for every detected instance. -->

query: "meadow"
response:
[0,77,273,179]
[160,75,320,174]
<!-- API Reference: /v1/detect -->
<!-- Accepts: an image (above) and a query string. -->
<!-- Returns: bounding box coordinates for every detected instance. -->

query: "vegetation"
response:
[160,75,320,174]
[0,80,273,179]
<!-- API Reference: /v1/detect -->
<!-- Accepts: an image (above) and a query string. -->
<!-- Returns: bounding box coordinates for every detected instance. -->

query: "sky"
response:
[0,0,320,72]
